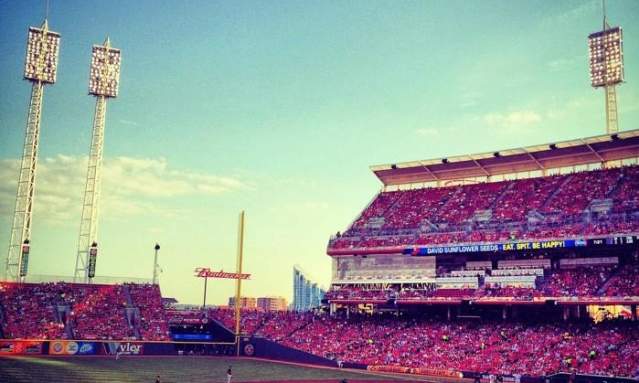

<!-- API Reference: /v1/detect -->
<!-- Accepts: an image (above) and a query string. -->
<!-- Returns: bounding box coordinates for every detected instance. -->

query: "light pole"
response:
[152,243,160,285]
[5,20,60,282]
[75,37,122,282]
[588,2,624,134]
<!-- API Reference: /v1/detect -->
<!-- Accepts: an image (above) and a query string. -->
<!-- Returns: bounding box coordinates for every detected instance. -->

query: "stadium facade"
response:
[324,129,639,322]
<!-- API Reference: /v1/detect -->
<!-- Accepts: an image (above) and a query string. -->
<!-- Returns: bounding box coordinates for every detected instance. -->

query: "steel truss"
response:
[74,96,107,282]
[4,82,44,282]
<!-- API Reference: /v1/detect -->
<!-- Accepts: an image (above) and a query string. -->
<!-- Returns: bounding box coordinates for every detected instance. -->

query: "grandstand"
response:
[324,131,639,305]
[2,131,638,381]
[329,130,639,256]
[313,130,639,378]
[1,3,638,381]
[0,282,169,341]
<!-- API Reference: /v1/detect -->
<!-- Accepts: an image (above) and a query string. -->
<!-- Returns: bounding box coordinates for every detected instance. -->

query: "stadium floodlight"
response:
[24,21,61,84]
[588,27,624,88]
[4,20,60,282]
[588,1,624,135]
[75,37,121,283]
[89,40,121,97]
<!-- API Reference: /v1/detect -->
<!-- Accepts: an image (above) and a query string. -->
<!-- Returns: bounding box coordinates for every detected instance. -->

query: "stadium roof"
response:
[371,129,639,186]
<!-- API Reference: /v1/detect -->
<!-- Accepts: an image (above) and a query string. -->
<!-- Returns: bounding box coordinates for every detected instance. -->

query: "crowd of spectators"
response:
[0,282,169,341]
[541,169,620,215]
[254,311,314,342]
[492,176,564,222]
[0,282,69,339]
[602,264,639,297]
[164,306,639,378]
[70,284,132,340]
[433,182,508,225]
[204,308,316,341]
[127,283,170,341]
[329,166,639,252]
[541,267,613,297]
[329,218,639,251]
[612,166,639,213]
[3,281,638,378]
[206,308,264,335]
[278,314,639,378]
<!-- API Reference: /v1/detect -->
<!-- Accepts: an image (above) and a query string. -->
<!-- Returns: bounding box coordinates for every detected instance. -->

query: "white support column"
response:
[152,244,160,285]
[5,82,44,282]
[605,85,619,134]
[75,96,107,282]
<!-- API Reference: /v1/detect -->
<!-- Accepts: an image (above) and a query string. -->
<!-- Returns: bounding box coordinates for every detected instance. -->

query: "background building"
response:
[257,296,287,311]
[228,296,256,309]
[292,265,325,311]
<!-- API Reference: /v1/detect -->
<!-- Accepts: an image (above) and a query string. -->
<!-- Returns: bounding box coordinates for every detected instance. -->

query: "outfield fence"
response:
[1,338,637,383]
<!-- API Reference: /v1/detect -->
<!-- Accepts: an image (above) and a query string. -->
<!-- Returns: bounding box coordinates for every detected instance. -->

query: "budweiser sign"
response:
[194,267,251,280]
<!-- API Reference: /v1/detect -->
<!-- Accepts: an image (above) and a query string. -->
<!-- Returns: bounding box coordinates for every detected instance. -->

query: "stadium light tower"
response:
[4,20,60,282]
[588,1,624,134]
[74,37,121,282]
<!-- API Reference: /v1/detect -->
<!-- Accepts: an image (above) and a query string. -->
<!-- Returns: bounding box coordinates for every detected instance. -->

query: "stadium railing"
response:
[18,274,153,285]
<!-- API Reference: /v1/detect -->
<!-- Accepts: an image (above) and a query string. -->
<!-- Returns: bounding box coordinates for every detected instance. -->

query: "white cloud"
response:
[103,157,244,198]
[0,155,246,224]
[415,127,440,137]
[541,0,598,27]
[623,92,639,113]
[459,90,482,109]
[547,55,583,72]
[483,110,542,129]
[118,119,140,127]
[545,96,598,121]
[0,157,84,224]
[302,201,330,210]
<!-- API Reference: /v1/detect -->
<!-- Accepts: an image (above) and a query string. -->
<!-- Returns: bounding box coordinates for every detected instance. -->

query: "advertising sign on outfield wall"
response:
[104,342,143,355]
[49,341,96,355]
[0,340,43,355]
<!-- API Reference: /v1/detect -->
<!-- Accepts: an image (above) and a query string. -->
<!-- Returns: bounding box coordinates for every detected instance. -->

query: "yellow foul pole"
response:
[234,210,245,356]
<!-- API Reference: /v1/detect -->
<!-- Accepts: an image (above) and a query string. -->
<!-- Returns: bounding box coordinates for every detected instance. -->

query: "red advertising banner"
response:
[0,340,43,355]
[194,267,250,280]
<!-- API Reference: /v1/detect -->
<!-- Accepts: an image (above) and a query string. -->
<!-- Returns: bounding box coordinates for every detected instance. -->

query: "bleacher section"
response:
[127,283,170,341]
[281,316,639,377]
[1,280,638,377]
[70,284,132,340]
[203,308,639,378]
[329,166,639,253]
[0,282,168,341]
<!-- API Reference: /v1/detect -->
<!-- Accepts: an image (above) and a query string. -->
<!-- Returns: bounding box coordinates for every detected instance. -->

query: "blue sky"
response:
[1,0,638,305]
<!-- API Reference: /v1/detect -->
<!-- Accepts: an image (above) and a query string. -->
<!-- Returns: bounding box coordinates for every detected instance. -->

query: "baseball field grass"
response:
[0,356,432,383]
